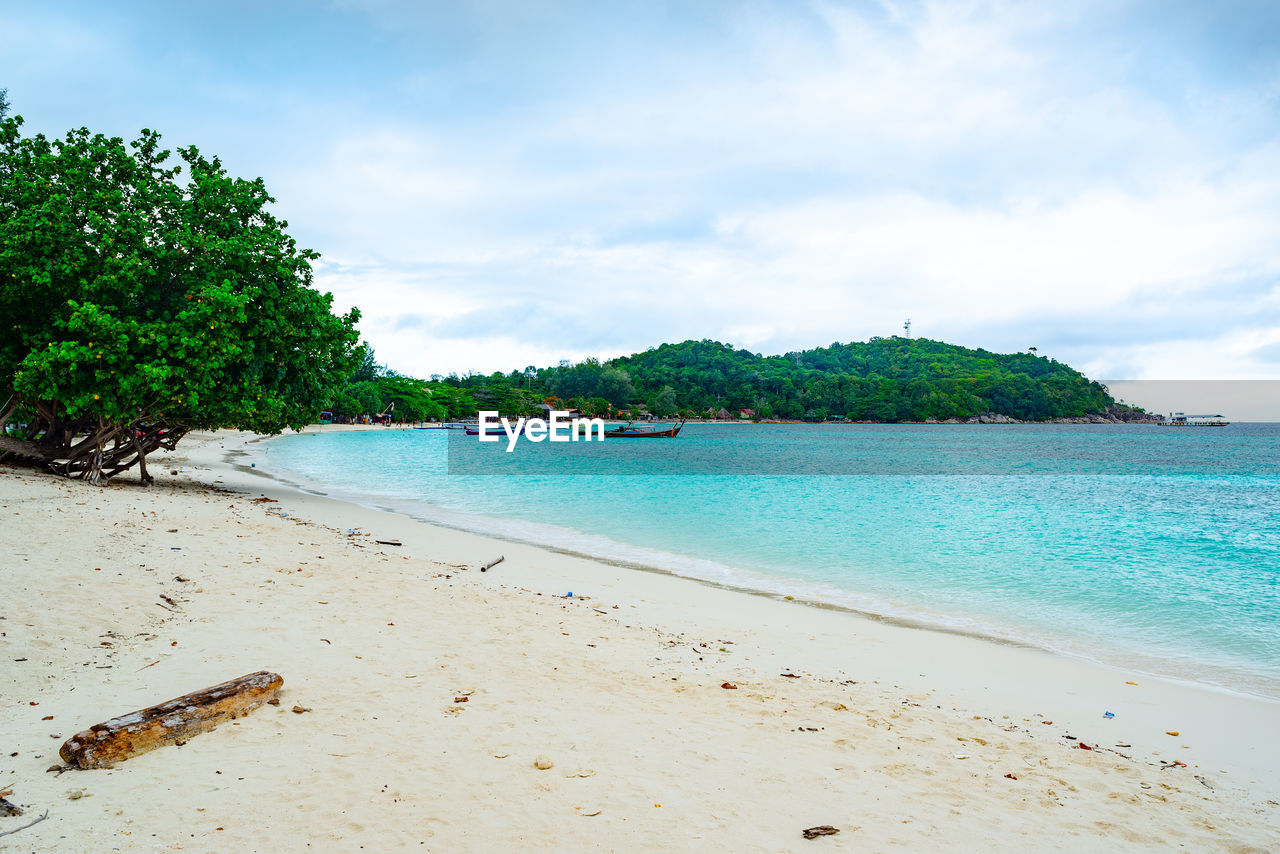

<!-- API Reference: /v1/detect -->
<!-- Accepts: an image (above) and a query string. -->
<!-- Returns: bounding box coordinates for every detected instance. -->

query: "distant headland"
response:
[329,337,1160,425]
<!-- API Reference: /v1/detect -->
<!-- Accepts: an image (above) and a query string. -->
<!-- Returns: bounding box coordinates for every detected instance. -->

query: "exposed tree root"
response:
[0,403,185,485]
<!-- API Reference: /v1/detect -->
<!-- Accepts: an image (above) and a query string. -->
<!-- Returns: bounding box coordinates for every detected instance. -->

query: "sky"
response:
[3,0,1280,384]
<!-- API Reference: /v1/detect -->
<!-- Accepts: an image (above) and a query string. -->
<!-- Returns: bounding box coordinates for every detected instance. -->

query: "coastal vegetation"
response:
[0,116,360,482]
[437,337,1125,422]
[323,344,477,423]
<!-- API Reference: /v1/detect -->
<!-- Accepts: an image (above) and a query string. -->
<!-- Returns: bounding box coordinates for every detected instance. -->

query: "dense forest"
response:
[327,337,1128,423]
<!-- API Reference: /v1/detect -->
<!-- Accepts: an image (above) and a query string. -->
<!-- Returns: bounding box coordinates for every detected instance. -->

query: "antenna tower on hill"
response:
[903,318,912,338]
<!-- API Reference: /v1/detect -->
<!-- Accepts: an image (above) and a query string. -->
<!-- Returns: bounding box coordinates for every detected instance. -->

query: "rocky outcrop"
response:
[922,410,1164,425]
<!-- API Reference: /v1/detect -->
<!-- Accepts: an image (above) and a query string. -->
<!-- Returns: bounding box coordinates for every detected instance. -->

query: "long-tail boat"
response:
[464,424,520,436]
[603,419,686,438]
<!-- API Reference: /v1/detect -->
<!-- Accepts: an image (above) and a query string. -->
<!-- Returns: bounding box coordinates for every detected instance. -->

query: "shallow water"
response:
[264,423,1280,699]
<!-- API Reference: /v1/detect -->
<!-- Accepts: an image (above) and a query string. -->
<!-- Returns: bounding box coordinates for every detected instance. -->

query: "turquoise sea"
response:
[263,424,1280,700]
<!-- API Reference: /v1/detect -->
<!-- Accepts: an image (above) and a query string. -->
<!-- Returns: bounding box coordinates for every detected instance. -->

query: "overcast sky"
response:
[4,0,1279,381]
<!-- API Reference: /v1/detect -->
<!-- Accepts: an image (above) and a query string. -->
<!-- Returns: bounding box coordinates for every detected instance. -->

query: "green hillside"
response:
[434,337,1122,422]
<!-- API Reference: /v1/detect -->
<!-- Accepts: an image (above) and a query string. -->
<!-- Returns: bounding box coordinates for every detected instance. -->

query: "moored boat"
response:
[603,419,686,438]
[464,426,497,435]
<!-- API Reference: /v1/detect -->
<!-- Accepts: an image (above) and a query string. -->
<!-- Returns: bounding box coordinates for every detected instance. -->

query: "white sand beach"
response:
[2,428,1278,852]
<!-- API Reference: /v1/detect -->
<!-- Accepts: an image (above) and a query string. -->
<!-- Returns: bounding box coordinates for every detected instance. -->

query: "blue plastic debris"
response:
[1103,711,1115,719]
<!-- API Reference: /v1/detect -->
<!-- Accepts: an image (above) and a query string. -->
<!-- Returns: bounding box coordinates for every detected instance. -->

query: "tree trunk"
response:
[129,430,153,485]
[1,398,187,484]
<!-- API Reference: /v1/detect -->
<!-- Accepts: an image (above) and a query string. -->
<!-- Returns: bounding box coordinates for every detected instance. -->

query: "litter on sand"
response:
[802,826,840,839]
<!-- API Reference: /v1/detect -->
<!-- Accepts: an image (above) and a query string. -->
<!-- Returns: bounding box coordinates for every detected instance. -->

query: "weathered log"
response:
[480,555,505,572]
[59,671,283,769]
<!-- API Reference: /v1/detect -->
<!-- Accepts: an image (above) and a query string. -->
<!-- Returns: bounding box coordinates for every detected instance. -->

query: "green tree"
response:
[0,89,9,120]
[653,384,677,416]
[0,118,360,483]
[348,342,382,383]
[376,375,446,422]
[343,381,385,418]
[598,366,634,406]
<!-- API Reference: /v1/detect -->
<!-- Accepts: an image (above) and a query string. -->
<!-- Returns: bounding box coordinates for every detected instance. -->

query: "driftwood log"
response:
[59,671,283,769]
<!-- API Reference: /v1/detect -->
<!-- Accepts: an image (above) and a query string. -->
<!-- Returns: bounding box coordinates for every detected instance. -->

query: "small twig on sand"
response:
[0,809,50,839]
[480,555,504,572]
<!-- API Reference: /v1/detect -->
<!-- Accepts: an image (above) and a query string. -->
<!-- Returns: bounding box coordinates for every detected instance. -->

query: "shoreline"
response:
[390,418,1177,426]
[242,430,1280,785]
[254,425,1280,706]
[2,429,1278,850]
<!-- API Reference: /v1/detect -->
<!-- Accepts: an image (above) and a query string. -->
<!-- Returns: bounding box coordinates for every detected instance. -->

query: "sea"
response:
[262,423,1280,701]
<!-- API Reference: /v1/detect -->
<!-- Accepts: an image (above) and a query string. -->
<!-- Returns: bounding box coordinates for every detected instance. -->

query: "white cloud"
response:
[18,1,1278,379]
[307,137,1280,379]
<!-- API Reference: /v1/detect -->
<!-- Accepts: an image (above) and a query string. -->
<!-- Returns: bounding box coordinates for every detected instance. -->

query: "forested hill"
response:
[438,337,1127,422]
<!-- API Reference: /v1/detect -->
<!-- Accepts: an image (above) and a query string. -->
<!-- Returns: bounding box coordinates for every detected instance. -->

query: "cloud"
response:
[1253,341,1280,364]
[7,0,1280,380]
[305,147,1280,378]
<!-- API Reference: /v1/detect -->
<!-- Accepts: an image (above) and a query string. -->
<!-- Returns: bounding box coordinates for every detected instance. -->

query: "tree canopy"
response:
[442,337,1121,422]
[319,344,478,423]
[0,117,361,483]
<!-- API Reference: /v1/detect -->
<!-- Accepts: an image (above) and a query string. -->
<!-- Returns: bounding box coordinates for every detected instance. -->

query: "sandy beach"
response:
[2,428,1278,852]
